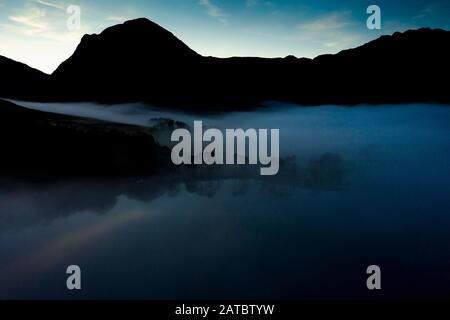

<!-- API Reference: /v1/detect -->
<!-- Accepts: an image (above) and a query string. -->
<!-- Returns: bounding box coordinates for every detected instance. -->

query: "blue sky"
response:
[0,0,449,73]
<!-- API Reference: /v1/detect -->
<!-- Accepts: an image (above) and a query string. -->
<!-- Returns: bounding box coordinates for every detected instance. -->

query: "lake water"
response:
[1,101,450,299]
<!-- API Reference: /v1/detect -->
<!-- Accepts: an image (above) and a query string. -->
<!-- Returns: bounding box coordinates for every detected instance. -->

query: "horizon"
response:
[6,20,445,76]
[0,0,449,73]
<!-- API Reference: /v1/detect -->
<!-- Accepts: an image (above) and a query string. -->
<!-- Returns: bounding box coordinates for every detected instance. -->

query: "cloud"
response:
[9,6,49,34]
[5,2,88,41]
[293,11,361,51]
[413,3,442,19]
[35,0,65,10]
[297,11,353,32]
[245,0,272,8]
[198,0,227,24]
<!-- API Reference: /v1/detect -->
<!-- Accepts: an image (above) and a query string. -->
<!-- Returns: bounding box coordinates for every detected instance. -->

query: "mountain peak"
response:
[53,18,200,77]
[117,17,159,28]
[99,17,175,38]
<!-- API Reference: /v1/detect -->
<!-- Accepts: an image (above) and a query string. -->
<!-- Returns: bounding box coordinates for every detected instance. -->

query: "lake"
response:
[1,101,450,299]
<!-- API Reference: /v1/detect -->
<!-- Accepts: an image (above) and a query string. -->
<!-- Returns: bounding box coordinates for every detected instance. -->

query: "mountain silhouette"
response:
[0,55,49,100]
[52,18,203,105]
[2,18,450,108]
[0,99,169,176]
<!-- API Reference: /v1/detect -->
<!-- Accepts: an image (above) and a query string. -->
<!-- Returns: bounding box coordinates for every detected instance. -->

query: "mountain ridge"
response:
[1,18,449,108]
[0,55,50,100]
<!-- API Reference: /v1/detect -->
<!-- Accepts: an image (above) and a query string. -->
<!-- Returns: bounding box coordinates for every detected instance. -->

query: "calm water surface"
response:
[1,102,450,299]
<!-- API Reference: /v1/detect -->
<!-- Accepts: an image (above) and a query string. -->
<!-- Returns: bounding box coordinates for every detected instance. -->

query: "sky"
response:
[0,0,449,74]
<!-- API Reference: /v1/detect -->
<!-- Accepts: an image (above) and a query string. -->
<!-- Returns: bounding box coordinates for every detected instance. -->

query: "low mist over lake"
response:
[1,102,450,299]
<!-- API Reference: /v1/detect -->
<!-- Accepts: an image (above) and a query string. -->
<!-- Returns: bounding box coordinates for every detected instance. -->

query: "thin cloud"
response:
[413,3,441,19]
[9,6,49,34]
[246,0,258,7]
[198,0,227,24]
[6,3,88,41]
[294,11,360,52]
[297,11,353,32]
[245,0,272,8]
[35,0,65,10]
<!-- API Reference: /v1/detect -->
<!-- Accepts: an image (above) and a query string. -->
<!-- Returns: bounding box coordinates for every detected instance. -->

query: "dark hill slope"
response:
[0,99,168,176]
[0,55,49,100]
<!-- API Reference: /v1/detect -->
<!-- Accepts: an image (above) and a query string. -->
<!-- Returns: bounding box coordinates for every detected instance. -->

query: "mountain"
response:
[51,18,203,105]
[50,18,308,106]
[51,19,450,107]
[305,28,450,105]
[0,55,49,100]
[3,18,450,107]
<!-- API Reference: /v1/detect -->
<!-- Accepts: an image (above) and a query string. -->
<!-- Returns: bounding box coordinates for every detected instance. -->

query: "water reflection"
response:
[0,152,345,232]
